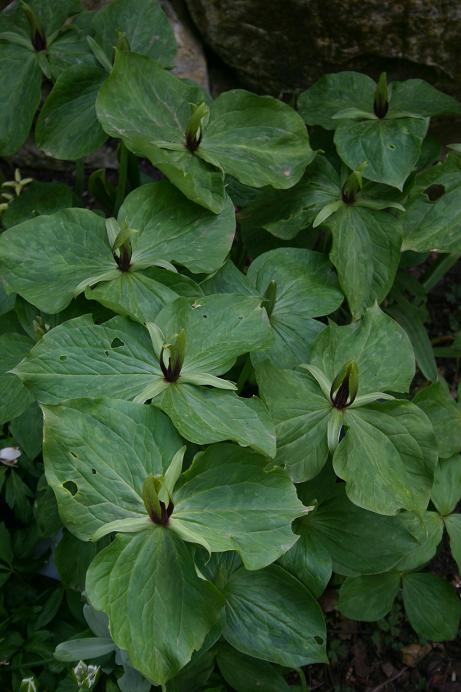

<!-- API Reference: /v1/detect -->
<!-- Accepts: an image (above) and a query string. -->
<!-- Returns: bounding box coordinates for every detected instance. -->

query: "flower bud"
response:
[185,102,210,151]
[374,72,389,118]
[330,361,358,409]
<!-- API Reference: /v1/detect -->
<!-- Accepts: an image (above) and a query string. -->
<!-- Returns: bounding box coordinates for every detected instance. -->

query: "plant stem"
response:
[422,252,461,293]
[114,141,129,215]
[296,667,308,692]
[74,158,85,197]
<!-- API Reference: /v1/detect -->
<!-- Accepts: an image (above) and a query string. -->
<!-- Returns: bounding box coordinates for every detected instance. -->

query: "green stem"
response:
[296,667,308,692]
[422,253,461,293]
[114,142,129,215]
[237,356,253,395]
[74,158,85,197]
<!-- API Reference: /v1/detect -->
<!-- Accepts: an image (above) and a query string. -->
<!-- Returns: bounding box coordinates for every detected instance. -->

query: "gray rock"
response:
[184,0,461,98]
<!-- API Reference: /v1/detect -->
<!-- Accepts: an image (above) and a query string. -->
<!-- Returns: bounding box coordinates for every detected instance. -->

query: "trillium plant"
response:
[1,0,461,690]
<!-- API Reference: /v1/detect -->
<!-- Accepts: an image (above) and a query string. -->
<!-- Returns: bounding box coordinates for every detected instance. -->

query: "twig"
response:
[370,667,408,692]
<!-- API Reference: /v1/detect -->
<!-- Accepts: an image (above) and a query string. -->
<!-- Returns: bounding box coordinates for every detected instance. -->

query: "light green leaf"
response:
[387,299,438,382]
[86,530,224,685]
[223,565,326,666]
[42,398,182,540]
[199,89,313,190]
[35,64,107,160]
[310,304,415,395]
[217,645,291,692]
[95,51,225,212]
[0,333,34,425]
[338,573,401,621]
[414,381,461,459]
[10,401,43,459]
[445,513,461,574]
[91,0,176,67]
[256,362,330,481]
[431,455,461,516]
[335,116,429,190]
[155,385,275,458]
[154,294,272,375]
[328,205,402,318]
[402,572,461,641]
[335,400,437,515]
[298,72,376,130]
[170,443,305,570]
[1,181,73,229]
[0,43,41,155]
[55,638,116,662]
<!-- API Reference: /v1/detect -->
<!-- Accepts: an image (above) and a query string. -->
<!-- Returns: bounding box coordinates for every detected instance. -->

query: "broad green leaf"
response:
[203,248,343,368]
[91,0,176,67]
[55,638,116,662]
[402,155,461,252]
[297,72,376,130]
[0,209,117,313]
[27,0,81,36]
[256,362,330,481]
[402,572,461,641]
[278,528,332,596]
[0,182,234,313]
[223,564,326,666]
[387,299,438,382]
[97,52,311,211]
[86,530,224,685]
[1,181,73,229]
[299,485,436,576]
[170,443,305,570]
[154,294,272,375]
[43,398,182,540]
[0,281,15,317]
[328,205,401,318]
[334,117,429,189]
[310,304,415,395]
[338,573,401,621]
[116,181,236,275]
[445,514,461,573]
[389,79,461,118]
[155,385,275,458]
[96,51,225,212]
[47,10,95,79]
[335,401,437,514]
[85,269,180,324]
[393,511,444,572]
[217,645,291,692]
[35,64,107,160]
[247,248,343,367]
[0,43,41,155]
[414,381,461,459]
[431,455,461,516]
[0,333,34,425]
[199,89,313,190]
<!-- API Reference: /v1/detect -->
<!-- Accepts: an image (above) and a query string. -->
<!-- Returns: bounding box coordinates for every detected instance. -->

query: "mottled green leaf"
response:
[338,573,400,621]
[86,530,224,684]
[414,381,461,459]
[0,333,34,425]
